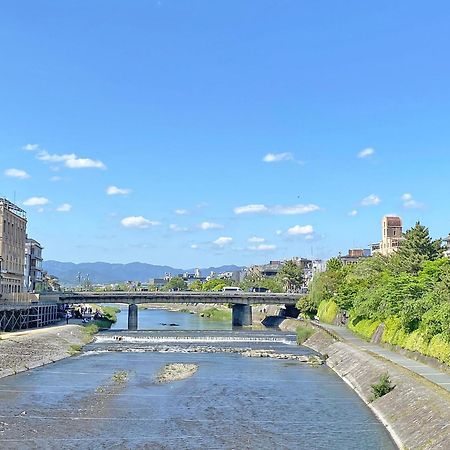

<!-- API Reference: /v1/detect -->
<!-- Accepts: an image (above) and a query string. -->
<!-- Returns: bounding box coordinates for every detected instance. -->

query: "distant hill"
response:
[42,260,244,285]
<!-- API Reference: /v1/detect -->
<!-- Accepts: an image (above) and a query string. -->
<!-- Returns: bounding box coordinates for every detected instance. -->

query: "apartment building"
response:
[24,238,43,292]
[0,198,27,294]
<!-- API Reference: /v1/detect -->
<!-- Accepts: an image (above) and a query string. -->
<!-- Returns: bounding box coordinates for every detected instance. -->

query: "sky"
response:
[1,0,450,268]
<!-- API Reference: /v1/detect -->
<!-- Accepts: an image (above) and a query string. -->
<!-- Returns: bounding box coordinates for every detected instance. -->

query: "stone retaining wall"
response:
[304,330,450,449]
[0,325,87,379]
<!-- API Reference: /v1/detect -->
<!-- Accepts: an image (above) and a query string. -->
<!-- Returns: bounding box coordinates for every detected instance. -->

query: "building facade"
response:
[373,216,403,256]
[443,235,450,258]
[24,238,43,292]
[0,198,27,294]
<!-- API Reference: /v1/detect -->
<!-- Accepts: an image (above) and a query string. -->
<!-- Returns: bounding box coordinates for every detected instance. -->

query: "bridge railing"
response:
[0,293,39,303]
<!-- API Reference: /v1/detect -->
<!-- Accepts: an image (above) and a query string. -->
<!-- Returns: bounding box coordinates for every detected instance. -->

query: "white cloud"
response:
[199,222,223,230]
[361,194,381,206]
[213,236,233,247]
[56,203,72,212]
[248,244,277,251]
[248,236,265,243]
[107,185,132,196]
[65,157,106,169]
[349,210,358,216]
[23,144,39,151]
[286,225,314,236]
[50,176,62,182]
[234,203,319,215]
[271,204,320,215]
[263,152,294,163]
[23,197,49,206]
[175,209,188,215]
[401,193,423,209]
[234,204,269,215]
[401,193,412,201]
[121,216,160,229]
[358,148,375,158]
[190,244,199,249]
[169,224,188,232]
[276,230,283,235]
[4,168,30,179]
[36,150,106,169]
[37,150,76,163]
[305,234,315,241]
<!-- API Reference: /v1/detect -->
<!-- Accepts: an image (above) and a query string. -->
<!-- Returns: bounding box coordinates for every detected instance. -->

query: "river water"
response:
[0,307,396,449]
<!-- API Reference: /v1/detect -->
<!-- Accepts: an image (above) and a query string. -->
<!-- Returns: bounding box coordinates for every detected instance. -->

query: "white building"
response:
[24,238,43,292]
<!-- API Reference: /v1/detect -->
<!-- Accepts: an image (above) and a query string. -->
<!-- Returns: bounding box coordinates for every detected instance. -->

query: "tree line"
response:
[299,222,450,364]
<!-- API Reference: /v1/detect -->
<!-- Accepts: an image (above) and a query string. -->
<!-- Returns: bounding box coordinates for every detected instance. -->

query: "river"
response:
[0,307,396,449]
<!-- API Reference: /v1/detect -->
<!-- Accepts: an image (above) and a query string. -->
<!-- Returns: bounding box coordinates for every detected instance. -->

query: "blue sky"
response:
[1,0,450,267]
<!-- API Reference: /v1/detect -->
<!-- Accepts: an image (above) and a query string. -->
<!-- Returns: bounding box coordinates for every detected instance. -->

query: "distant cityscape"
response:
[1,196,450,296]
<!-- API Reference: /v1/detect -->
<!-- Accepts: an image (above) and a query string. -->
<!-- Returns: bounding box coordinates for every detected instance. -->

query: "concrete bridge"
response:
[50,291,302,329]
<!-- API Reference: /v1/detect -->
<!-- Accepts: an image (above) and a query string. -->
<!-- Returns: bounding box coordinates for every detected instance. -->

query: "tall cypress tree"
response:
[393,222,443,274]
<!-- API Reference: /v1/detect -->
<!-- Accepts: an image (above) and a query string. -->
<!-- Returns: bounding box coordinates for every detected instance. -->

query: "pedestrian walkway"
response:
[320,323,450,393]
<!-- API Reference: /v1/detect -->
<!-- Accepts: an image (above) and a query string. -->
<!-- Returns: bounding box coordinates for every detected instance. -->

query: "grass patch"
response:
[200,307,232,321]
[112,370,129,384]
[68,344,82,355]
[296,324,315,344]
[370,372,395,402]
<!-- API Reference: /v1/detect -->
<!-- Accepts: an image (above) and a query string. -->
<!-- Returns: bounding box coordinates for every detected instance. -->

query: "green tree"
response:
[239,277,283,293]
[296,295,317,316]
[327,257,344,272]
[202,279,232,291]
[277,260,304,293]
[163,277,188,291]
[392,222,444,274]
[189,280,203,291]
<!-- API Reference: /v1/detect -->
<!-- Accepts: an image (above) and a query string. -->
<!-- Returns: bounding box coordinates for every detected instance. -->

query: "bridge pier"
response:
[232,304,252,326]
[128,304,138,331]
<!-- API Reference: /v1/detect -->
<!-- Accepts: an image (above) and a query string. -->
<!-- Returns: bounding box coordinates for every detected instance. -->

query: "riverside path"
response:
[319,323,450,393]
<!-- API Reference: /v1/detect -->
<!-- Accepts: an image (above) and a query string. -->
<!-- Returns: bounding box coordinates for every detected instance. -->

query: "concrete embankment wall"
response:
[280,318,450,450]
[0,325,87,379]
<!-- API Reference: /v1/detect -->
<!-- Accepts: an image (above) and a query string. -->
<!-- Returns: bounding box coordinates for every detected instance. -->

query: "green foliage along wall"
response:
[317,300,339,324]
[305,221,450,365]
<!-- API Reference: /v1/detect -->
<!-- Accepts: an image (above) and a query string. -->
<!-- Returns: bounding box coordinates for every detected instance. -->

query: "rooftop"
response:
[0,198,27,220]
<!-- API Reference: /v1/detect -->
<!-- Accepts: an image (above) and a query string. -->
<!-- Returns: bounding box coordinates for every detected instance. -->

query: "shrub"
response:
[317,300,339,324]
[371,372,395,401]
[296,324,315,344]
[348,318,381,341]
[200,307,231,321]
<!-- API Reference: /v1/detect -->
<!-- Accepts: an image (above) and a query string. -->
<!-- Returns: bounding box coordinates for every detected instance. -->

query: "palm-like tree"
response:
[278,260,304,293]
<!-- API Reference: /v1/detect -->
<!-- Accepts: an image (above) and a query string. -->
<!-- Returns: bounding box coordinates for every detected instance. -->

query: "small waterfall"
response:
[95,335,296,346]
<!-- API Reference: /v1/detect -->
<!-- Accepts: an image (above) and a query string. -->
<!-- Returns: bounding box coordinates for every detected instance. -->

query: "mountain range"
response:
[42,261,244,285]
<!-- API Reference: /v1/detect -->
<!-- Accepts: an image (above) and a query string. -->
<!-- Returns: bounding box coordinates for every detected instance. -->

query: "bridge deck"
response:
[53,291,302,306]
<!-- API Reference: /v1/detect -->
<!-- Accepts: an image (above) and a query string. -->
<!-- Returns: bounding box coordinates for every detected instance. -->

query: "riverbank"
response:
[0,325,88,379]
[280,318,450,449]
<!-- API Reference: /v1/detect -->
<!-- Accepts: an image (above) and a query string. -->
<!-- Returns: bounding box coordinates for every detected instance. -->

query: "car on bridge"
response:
[221,286,242,292]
